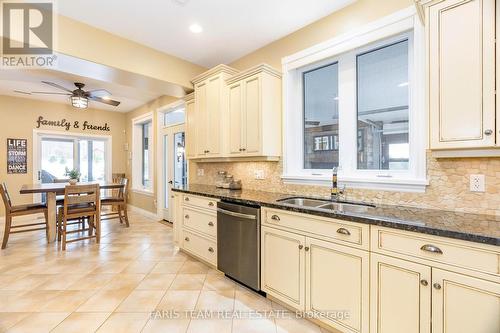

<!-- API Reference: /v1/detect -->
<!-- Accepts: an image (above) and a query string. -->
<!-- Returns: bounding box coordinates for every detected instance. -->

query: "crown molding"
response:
[191,64,239,84]
[183,92,194,101]
[225,63,282,85]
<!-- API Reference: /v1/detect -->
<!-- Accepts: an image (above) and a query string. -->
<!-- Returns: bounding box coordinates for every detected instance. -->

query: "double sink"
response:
[277,197,374,214]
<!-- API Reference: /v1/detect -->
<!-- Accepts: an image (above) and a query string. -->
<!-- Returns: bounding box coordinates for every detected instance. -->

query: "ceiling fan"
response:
[14,81,121,109]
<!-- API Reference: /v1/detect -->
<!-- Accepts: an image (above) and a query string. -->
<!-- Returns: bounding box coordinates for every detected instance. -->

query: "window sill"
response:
[281,174,428,193]
[131,188,155,197]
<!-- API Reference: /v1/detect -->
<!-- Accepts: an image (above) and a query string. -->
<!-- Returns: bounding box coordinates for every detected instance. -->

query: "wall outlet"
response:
[470,174,485,192]
[197,168,204,176]
[254,170,265,180]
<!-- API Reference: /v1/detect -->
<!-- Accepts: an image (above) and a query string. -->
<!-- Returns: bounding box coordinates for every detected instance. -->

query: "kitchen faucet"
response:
[331,166,346,201]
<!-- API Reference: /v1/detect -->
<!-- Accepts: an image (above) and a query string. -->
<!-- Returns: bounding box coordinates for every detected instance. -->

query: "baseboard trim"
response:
[127,204,160,220]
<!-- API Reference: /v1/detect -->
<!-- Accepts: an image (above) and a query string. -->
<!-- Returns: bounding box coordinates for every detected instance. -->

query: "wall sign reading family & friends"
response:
[7,138,27,174]
[35,116,111,132]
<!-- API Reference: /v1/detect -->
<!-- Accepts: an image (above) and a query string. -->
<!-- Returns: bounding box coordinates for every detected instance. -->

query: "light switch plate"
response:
[470,174,485,192]
[197,168,204,176]
[254,170,265,180]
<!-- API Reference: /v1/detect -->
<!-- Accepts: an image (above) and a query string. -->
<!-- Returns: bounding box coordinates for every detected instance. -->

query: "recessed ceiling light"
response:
[189,24,203,34]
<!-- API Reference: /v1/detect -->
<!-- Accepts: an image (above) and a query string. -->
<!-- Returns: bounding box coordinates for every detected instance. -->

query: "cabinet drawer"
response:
[371,226,499,276]
[182,207,217,238]
[182,230,217,266]
[263,208,369,250]
[183,194,217,211]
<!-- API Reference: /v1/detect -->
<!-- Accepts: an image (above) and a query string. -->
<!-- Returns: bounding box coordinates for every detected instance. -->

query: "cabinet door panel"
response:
[244,76,261,154]
[228,82,243,155]
[370,253,431,333]
[206,76,222,155]
[185,100,196,158]
[261,226,305,310]
[195,83,207,156]
[306,238,369,333]
[429,0,495,149]
[432,268,500,333]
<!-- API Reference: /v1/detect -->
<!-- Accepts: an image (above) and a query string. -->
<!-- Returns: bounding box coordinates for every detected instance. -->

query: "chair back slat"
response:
[63,184,99,211]
[66,193,97,205]
[0,183,12,212]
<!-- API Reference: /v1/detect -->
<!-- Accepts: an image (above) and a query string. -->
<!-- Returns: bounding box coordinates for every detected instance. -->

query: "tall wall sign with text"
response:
[7,138,27,174]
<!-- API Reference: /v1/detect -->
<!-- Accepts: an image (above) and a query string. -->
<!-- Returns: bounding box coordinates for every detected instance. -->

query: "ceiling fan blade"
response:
[14,90,32,95]
[31,91,73,95]
[86,89,111,98]
[88,95,121,107]
[41,81,74,93]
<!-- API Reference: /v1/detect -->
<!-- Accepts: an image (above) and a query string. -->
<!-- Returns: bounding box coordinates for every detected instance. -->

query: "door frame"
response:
[156,101,187,221]
[32,129,113,201]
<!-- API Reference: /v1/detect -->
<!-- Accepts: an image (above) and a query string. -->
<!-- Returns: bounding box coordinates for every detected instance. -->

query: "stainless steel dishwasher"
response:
[217,201,261,291]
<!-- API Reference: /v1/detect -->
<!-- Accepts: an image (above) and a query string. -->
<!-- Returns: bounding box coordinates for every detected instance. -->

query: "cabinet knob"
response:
[184,214,189,219]
[298,244,303,250]
[208,202,214,207]
[433,283,442,290]
[420,279,428,286]
[484,129,493,136]
[420,244,443,254]
[271,215,280,222]
[208,247,214,253]
[336,227,351,236]
[184,237,190,241]
[208,221,214,227]
[304,246,310,252]
[184,197,190,201]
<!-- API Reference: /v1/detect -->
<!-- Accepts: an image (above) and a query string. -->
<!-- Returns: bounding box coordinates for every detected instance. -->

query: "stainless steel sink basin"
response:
[277,196,374,213]
[277,197,330,207]
[316,202,371,213]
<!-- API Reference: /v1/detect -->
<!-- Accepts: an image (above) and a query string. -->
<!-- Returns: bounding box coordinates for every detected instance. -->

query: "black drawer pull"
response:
[336,228,351,236]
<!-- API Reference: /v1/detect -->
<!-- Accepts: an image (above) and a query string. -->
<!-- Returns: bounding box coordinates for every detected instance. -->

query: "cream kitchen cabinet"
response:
[184,93,196,159]
[261,226,306,310]
[370,253,431,333]
[426,0,497,150]
[191,65,239,158]
[226,64,282,158]
[261,208,370,333]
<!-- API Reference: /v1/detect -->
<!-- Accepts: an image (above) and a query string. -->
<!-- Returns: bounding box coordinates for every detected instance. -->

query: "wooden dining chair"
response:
[101,178,129,227]
[57,184,100,250]
[0,183,48,249]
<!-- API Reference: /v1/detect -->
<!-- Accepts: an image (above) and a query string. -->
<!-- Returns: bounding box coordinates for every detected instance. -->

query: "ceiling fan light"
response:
[71,95,88,109]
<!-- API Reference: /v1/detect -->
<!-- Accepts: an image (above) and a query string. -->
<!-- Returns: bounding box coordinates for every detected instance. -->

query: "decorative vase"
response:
[69,179,78,185]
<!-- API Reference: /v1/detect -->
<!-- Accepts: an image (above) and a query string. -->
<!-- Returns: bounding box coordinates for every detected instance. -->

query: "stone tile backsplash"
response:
[189,152,500,216]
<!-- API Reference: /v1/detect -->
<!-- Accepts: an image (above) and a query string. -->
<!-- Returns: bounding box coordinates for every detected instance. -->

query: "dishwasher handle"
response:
[217,208,257,220]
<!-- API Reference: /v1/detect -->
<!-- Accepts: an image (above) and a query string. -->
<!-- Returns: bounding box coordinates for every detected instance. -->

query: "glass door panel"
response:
[173,132,187,188]
[40,138,75,183]
[79,140,106,182]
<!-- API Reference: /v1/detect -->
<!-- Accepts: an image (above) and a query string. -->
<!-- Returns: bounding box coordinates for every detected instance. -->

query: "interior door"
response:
[161,124,187,221]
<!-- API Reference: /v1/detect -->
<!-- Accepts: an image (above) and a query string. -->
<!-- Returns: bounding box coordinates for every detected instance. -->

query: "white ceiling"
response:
[56,0,354,67]
[0,70,162,112]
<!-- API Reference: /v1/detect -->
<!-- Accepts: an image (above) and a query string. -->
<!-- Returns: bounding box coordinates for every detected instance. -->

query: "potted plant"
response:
[65,168,80,185]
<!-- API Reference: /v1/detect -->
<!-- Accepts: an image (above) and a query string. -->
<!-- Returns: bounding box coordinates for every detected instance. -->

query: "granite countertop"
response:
[172,184,500,246]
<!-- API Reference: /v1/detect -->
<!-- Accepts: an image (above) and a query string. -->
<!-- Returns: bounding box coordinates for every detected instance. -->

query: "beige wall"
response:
[0,95,126,216]
[125,96,180,214]
[49,14,206,90]
[229,0,413,70]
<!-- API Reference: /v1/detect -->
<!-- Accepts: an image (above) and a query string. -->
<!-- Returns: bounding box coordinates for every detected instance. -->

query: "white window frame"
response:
[132,112,154,195]
[282,6,428,192]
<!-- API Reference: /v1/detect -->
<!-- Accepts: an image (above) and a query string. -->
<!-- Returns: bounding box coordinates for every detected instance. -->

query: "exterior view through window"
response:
[303,62,339,169]
[142,122,151,188]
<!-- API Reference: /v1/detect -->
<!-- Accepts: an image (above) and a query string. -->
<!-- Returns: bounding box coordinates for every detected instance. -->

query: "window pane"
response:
[142,122,151,187]
[357,40,409,170]
[41,139,74,181]
[303,62,339,169]
[164,108,185,126]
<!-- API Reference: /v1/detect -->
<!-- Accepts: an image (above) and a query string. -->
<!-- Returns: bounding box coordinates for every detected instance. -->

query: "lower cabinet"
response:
[431,269,500,333]
[370,254,431,333]
[371,253,500,333]
[261,226,305,310]
[262,225,370,333]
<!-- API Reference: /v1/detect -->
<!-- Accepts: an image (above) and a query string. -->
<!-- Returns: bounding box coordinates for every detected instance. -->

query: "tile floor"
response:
[0,211,331,333]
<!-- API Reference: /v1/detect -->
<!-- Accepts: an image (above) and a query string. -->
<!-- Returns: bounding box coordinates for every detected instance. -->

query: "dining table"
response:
[20,182,124,243]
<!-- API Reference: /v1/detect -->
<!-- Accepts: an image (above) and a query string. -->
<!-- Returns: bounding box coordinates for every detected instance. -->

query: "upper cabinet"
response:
[188,63,282,161]
[191,65,239,159]
[226,65,282,158]
[184,92,196,159]
[424,0,498,151]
